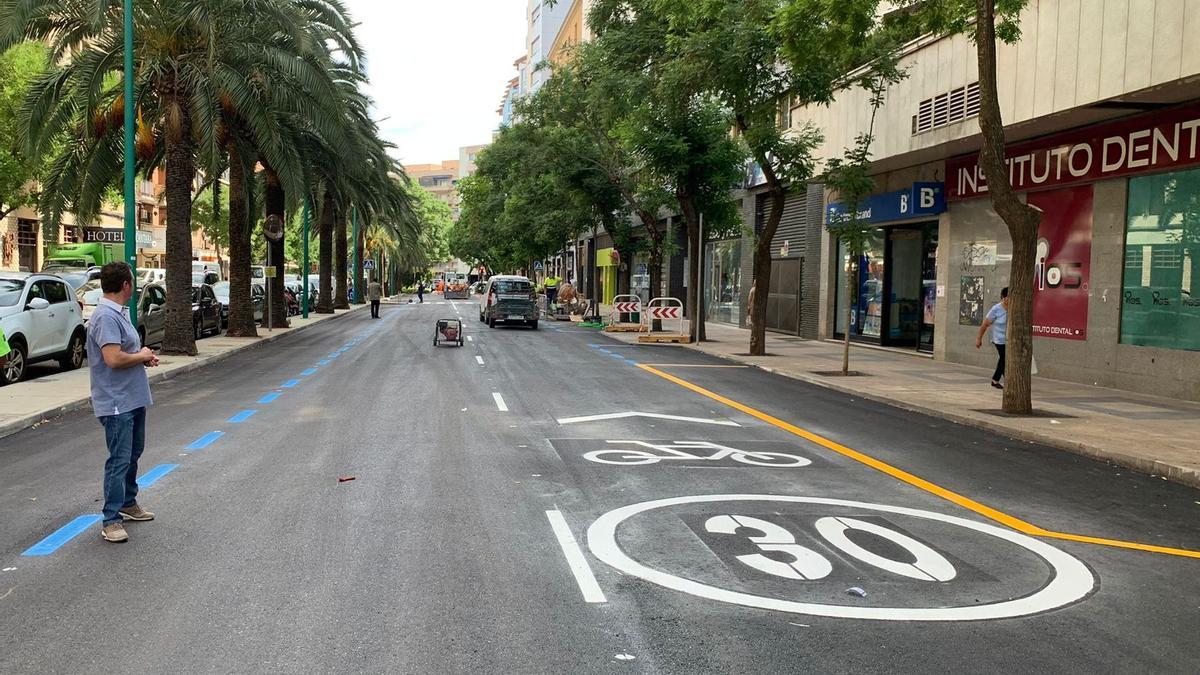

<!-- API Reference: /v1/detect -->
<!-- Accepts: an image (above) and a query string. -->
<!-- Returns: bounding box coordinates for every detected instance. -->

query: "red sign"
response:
[1027,186,1092,340]
[947,103,1200,200]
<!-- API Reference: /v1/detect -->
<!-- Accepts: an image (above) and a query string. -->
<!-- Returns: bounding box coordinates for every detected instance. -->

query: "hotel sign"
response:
[947,103,1200,200]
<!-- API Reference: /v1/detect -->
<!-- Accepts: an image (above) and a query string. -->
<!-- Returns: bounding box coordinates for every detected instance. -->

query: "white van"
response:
[192,261,223,281]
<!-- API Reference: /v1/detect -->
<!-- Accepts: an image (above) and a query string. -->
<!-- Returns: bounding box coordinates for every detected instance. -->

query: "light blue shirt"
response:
[87,297,153,417]
[986,302,1008,345]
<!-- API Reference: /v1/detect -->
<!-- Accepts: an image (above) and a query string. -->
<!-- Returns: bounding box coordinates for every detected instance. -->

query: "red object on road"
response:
[338,476,356,483]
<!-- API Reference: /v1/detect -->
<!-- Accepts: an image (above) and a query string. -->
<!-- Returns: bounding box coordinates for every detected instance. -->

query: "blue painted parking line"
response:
[328,352,340,358]
[136,463,179,488]
[259,392,282,404]
[227,410,257,423]
[300,368,318,376]
[282,379,300,388]
[319,359,331,366]
[186,431,224,451]
[22,515,103,556]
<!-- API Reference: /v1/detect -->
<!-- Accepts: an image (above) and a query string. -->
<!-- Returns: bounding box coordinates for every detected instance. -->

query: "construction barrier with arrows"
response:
[638,297,691,343]
[603,294,645,333]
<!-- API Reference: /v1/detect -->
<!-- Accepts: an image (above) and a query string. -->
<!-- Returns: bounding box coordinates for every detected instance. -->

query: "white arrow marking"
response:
[556,412,740,426]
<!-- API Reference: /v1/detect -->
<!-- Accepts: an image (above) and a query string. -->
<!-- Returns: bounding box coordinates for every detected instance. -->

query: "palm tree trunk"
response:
[264,167,288,327]
[161,89,198,356]
[334,209,349,309]
[353,219,365,304]
[316,190,334,314]
[225,142,257,337]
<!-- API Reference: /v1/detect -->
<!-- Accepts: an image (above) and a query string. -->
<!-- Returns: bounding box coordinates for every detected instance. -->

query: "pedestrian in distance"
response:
[975,286,1009,389]
[368,277,382,319]
[417,280,425,304]
[88,262,160,543]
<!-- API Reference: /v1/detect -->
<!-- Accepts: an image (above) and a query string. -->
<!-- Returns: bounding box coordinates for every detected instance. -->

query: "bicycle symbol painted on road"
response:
[583,441,812,467]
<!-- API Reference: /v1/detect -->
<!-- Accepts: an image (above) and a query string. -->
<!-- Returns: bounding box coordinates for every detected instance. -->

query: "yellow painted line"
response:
[637,364,1200,560]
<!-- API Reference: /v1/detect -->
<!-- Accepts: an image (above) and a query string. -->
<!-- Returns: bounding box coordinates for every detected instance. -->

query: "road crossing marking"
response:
[476,356,485,366]
[493,393,508,412]
[467,336,474,342]
[636,364,1200,560]
[546,510,607,603]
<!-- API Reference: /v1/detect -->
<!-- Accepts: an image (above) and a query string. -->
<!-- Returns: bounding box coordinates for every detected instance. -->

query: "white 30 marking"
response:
[704,515,831,580]
[815,516,956,582]
[587,495,1096,622]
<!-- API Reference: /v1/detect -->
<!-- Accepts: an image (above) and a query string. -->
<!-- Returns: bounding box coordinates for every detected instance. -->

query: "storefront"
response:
[941,101,1200,400]
[596,247,619,305]
[827,183,945,352]
[703,239,742,324]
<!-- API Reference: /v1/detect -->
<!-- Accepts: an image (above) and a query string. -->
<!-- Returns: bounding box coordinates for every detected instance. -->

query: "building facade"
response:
[794,0,1200,401]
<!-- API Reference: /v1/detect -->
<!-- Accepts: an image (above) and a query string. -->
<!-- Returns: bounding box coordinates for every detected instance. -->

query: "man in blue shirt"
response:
[87,262,159,543]
[975,286,1009,389]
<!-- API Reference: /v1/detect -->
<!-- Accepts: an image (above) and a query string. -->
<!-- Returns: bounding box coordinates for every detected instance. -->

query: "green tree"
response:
[907,0,1038,413]
[0,41,49,222]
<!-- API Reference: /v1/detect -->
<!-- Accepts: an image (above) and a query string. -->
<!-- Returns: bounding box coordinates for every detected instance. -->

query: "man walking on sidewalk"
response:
[975,286,1009,389]
[88,262,159,543]
[368,277,382,319]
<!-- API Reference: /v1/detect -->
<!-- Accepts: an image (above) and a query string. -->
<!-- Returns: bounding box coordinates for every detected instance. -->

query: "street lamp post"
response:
[302,199,310,318]
[123,0,137,326]
[351,205,359,304]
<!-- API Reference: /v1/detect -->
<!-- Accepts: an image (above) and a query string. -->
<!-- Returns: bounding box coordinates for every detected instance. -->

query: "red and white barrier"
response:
[605,294,645,332]
[639,297,688,342]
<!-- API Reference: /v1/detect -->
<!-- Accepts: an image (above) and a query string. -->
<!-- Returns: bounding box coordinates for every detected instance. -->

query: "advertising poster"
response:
[1027,186,1093,340]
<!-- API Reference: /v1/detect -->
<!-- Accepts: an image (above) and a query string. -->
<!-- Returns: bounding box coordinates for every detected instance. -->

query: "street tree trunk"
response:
[161,87,198,356]
[316,190,335,314]
[353,217,365,304]
[678,191,705,342]
[975,0,1041,414]
[225,141,257,337]
[334,208,349,309]
[843,259,856,374]
[264,167,288,327]
[749,168,786,356]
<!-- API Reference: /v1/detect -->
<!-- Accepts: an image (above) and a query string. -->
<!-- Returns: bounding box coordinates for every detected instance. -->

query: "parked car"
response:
[479,275,538,329]
[57,267,101,292]
[75,280,167,348]
[210,281,264,328]
[192,261,223,282]
[192,270,220,286]
[138,267,166,285]
[191,283,223,339]
[0,272,86,384]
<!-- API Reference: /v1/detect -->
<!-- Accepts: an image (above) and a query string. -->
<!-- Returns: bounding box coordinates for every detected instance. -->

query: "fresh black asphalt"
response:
[1,298,1197,673]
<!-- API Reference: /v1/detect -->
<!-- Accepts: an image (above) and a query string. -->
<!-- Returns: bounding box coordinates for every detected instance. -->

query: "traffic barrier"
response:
[604,294,646,332]
[638,297,691,343]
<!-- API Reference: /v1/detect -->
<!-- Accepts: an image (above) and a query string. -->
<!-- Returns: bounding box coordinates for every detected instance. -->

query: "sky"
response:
[344,0,528,167]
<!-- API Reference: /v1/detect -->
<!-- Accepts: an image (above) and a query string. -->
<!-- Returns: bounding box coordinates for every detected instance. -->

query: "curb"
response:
[0,306,367,441]
[618,336,1200,491]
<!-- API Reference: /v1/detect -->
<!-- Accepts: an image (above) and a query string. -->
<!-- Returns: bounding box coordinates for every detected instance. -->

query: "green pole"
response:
[351,205,359,303]
[302,199,310,318]
[123,0,137,326]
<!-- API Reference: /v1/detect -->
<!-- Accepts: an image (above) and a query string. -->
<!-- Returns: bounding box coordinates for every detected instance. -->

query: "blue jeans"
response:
[100,408,146,526]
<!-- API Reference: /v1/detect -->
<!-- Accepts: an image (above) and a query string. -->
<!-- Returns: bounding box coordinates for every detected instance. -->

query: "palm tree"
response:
[1,0,363,354]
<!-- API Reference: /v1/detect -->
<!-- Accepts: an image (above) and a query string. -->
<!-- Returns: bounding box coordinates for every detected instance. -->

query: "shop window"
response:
[1120,169,1200,351]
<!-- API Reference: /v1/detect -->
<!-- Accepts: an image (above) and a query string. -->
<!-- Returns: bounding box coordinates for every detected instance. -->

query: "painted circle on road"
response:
[586,494,1096,621]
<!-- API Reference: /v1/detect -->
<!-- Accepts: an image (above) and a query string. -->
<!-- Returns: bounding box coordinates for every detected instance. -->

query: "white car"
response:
[138,267,166,285]
[0,272,86,385]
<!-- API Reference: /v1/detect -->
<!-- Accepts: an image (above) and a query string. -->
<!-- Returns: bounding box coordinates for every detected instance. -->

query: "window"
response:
[1120,168,1200,351]
[493,279,532,294]
[42,280,69,304]
[913,82,981,134]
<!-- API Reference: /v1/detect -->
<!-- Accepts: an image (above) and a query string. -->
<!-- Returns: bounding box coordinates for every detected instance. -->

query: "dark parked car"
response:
[479,275,538,329]
[191,283,222,339]
[211,281,264,327]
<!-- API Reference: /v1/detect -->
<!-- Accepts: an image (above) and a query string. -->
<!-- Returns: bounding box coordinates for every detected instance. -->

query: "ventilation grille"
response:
[913,82,980,134]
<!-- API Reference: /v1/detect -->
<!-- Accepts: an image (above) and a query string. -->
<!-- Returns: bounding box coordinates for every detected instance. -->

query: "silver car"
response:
[75,280,166,348]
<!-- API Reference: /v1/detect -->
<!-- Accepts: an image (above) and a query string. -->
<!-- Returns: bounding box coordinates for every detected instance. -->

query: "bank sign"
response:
[947,103,1200,200]
[825,183,946,225]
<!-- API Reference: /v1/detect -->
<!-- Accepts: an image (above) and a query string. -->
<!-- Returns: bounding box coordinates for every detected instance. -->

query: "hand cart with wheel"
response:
[434,318,464,347]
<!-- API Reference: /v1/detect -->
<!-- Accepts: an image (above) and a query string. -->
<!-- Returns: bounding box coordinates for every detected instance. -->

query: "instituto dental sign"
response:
[947,103,1200,200]
[826,182,945,225]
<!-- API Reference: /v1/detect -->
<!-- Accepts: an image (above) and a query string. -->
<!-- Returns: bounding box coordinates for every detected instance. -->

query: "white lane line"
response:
[492,392,509,412]
[557,411,741,426]
[546,510,607,603]
[467,336,474,342]
[476,355,485,365]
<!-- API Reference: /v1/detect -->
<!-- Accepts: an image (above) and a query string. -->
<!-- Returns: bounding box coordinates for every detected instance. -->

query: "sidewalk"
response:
[603,321,1200,490]
[0,305,367,440]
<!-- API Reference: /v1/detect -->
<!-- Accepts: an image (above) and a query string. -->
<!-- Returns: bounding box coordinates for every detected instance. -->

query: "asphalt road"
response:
[1,296,1198,674]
